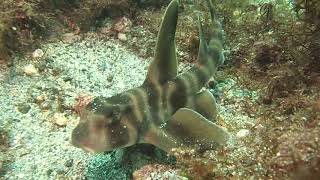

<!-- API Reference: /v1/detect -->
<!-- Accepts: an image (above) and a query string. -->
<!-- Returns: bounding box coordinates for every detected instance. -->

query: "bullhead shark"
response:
[71,0,229,153]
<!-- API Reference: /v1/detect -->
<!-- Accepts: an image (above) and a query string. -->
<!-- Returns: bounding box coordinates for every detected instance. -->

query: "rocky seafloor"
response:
[0,34,257,179]
[0,0,320,179]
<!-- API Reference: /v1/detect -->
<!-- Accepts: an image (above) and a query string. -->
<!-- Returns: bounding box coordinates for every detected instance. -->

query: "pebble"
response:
[32,49,44,58]
[35,95,46,103]
[65,159,74,167]
[39,101,51,111]
[46,169,53,176]
[13,118,21,122]
[16,103,31,114]
[107,74,114,82]
[53,113,68,126]
[23,64,39,76]
[56,166,65,175]
[236,129,250,139]
[62,33,81,44]
[118,33,127,41]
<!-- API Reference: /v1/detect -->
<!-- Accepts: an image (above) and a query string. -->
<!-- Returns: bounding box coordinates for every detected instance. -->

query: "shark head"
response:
[71,98,138,153]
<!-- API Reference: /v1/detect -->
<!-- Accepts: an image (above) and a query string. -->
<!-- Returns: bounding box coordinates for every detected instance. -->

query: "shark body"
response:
[72,0,229,153]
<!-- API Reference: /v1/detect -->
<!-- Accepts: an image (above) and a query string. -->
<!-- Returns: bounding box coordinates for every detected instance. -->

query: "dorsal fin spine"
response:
[144,0,179,85]
[196,0,224,83]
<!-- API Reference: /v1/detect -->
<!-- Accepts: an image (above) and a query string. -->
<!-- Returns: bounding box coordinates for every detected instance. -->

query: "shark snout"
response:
[71,121,110,153]
[71,125,85,148]
[71,125,97,153]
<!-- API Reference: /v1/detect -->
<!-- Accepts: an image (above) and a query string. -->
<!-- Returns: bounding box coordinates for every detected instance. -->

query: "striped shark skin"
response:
[71,0,229,153]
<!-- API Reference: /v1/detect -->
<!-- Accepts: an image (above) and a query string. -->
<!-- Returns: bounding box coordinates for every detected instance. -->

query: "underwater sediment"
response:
[0,0,319,179]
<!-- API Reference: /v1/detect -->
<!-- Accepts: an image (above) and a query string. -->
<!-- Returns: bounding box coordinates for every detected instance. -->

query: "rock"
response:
[46,169,53,176]
[208,79,218,89]
[114,17,132,33]
[133,164,186,180]
[107,74,113,82]
[17,103,31,114]
[39,101,51,111]
[62,33,81,44]
[32,49,44,58]
[35,95,46,104]
[65,159,73,167]
[56,166,65,175]
[23,64,39,76]
[53,113,68,126]
[118,33,127,41]
[13,118,20,122]
[236,129,250,139]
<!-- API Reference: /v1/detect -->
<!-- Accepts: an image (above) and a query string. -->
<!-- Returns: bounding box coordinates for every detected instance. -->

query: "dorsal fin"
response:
[144,0,179,85]
[197,0,224,67]
[197,16,208,65]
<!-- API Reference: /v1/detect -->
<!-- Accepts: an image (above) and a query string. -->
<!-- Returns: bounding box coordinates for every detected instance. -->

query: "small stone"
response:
[13,118,20,122]
[255,124,265,131]
[236,129,250,139]
[208,79,218,88]
[36,95,46,103]
[62,33,80,44]
[118,33,127,41]
[53,113,68,126]
[46,169,53,176]
[132,37,137,43]
[56,166,65,175]
[17,103,31,114]
[36,61,47,72]
[107,74,113,82]
[23,64,39,76]
[64,110,73,116]
[65,159,73,167]
[39,101,51,111]
[62,76,72,82]
[32,49,44,58]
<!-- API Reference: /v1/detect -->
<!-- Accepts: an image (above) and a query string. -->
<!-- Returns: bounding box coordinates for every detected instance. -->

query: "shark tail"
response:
[197,0,224,73]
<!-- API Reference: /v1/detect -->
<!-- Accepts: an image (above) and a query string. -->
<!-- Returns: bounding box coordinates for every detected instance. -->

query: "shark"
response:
[71,0,229,153]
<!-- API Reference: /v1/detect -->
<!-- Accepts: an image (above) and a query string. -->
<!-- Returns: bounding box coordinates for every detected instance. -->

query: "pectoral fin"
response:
[142,124,184,153]
[167,108,229,149]
[194,90,218,121]
[145,0,179,84]
[143,108,229,152]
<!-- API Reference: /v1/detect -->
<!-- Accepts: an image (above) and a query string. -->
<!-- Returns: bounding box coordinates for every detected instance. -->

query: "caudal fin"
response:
[198,0,224,69]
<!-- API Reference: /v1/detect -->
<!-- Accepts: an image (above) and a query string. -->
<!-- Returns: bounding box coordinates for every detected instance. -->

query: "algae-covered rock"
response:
[16,103,31,114]
[0,0,171,62]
